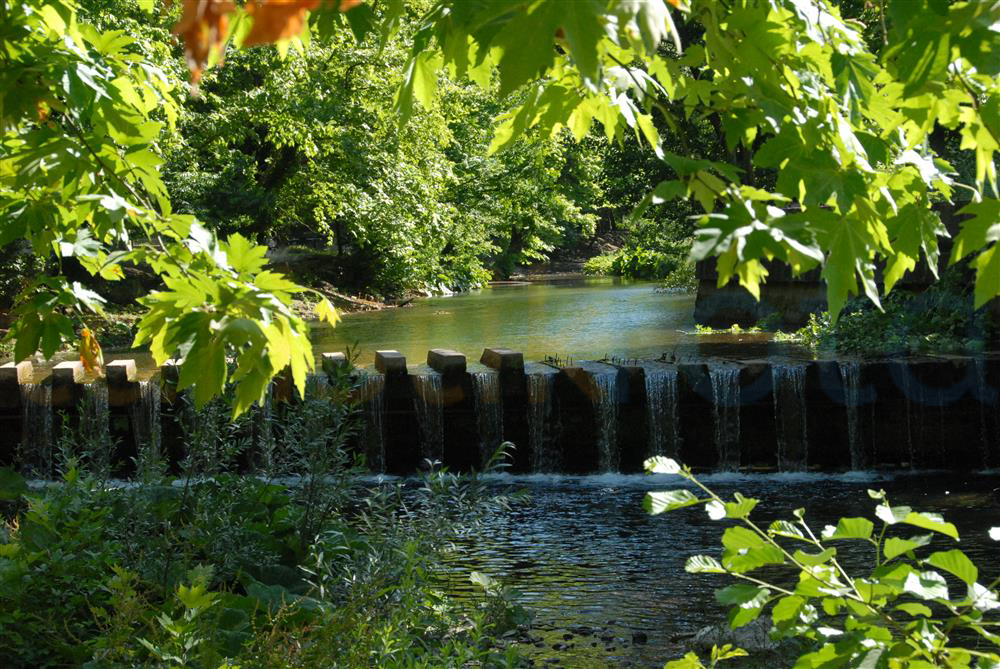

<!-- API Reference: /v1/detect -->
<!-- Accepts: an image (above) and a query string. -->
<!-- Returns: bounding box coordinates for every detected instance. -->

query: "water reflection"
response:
[438,472,1000,668]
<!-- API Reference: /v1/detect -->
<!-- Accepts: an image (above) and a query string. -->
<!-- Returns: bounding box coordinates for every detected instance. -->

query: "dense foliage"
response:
[646,457,1000,669]
[0,373,526,668]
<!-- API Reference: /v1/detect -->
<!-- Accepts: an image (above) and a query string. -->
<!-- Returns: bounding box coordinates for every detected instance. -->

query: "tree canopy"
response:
[2,0,999,412]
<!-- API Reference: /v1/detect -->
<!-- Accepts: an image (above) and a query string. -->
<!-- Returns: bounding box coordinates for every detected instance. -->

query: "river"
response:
[313,278,710,366]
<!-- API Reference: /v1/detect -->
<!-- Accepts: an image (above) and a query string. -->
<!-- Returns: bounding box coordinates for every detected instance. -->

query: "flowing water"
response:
[708,366,741,470]
[592,372,620,472]
[359,373,387,472]
[413,371,444,464]
[130,380,162,478]
[19,383,53,477]
[527,371,559,472]
[839,361,865,469]
[772,364,807,470]
[471,371,504,467]
[643,366,680,459]
[438,472,1000,669]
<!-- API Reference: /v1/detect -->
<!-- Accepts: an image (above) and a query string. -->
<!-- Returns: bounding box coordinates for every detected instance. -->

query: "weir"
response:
[2,351,1000,476]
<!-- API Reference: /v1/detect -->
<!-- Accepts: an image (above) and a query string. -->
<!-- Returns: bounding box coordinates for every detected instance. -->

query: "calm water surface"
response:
[436,472,1000,668]
[313,278,706,365]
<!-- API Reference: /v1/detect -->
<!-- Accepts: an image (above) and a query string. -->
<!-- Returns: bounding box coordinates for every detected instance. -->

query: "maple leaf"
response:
[173,0,236,82]
[244,0,321,47]
[79,327,105,377]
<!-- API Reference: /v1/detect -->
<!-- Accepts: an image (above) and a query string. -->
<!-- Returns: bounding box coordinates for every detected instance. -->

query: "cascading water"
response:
[471,371,503,467]
[709,365,741,470]
[413,373,444,464]
[19,383,53,477]
[839,361,865,469]
[129,380,162,478]
[644,367,679,458]
[80,381,112,476]
[360,373,386,472]
[893,360,917,467]
[592,372,619,472]
[527,373,558,472]
[772,364,808,470]
[974,358,992,467]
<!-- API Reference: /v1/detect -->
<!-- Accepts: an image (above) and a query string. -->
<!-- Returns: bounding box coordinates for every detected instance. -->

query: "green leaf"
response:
[769,520,807,541]
[902,570,949,601]
[894,602,932,618]
[644,456,682,475]
[821,517,874,541]
[925,550,978,586]
[643,489,703,514]
[772,595,805,624]
[883,535,932,560]
[0,467,28,501]
[685,555,726,574]
[663,652,705,669]
[314,298,339,327]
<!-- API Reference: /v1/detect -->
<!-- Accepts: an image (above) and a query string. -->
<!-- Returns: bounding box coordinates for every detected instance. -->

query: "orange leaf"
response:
[339,0,363,10]
[243,0,321,47]
[173,0,236,82]
[79,328,105,377]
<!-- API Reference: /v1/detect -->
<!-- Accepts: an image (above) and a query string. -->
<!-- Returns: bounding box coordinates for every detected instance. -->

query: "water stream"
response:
[413,372,444,464]
[772,364,807,470]
[19,383,53,477]
[528,372,559,472]
[471,371,504,467]
[129,380,162,478]
[437,471,1000,669]
[359,373,387,472]
[593,372,619,472]
[839,361,865,469]
[708,366,741,470]
[643,367,680,459]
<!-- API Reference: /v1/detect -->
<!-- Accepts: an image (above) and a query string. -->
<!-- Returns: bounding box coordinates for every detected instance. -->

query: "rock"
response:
[631,631,648,644]
[691,617,778,653]
[562,633,574,641]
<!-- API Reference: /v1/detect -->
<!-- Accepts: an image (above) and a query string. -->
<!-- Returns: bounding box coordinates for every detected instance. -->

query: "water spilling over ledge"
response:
[3,348,1000,476]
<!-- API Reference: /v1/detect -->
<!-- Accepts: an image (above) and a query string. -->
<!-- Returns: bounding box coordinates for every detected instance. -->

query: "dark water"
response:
[437,472,1000,668]
[313,279,708,366]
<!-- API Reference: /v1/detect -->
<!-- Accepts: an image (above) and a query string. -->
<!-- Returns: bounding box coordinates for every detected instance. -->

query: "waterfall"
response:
[893,360,917,467]
[644,367,680,458]
[360,373,386,472]
[974,358,992,467]
[772,364,807,470]
[129,380,162,478]
[471,371,503,468]
[19,383,52,477]
[256,382,276,473]
[80,381,112,477]
[528,373,558,472]
[413,373,444,465]
[839,361,865,469]
[593,371,619,472]
[709,366,741,470]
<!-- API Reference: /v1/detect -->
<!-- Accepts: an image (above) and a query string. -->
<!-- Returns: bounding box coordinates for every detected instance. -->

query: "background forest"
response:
[25,0,696,304]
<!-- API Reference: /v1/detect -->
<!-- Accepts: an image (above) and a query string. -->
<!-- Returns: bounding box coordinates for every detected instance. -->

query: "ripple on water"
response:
[438,472,1000,669]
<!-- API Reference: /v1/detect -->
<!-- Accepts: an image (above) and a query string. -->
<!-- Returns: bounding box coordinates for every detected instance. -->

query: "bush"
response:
[584,247,682,280]
[646,457,1000,668]
[0,369,528,668]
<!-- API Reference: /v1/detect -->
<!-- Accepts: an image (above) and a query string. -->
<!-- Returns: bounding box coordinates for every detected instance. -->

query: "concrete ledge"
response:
[375,350,407,376]
[107,359,137,385]
[53,361,84,384]
[480,348,524,374]
[0,361,33,385]
[322,352,348,375]
[428,349,467,376]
